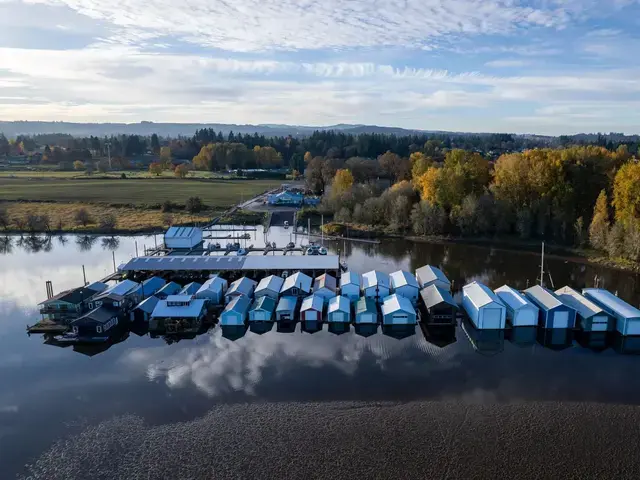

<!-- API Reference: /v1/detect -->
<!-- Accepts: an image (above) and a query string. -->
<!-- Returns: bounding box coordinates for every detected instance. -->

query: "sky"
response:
[0,0,639,134]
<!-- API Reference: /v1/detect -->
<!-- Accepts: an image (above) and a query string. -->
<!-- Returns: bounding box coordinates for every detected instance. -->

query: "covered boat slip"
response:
[583,289,640,336]
[494,285,539,327]
[524,285,576,329]
[462,282,506,330]
[555,286,614,332]
[419,285,457,326]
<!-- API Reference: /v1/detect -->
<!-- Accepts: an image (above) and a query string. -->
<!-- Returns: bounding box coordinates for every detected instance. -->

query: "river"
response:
[1,229,640,479]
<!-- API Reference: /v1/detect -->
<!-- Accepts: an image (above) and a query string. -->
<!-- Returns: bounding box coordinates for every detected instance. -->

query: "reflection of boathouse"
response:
[461,318,505,355]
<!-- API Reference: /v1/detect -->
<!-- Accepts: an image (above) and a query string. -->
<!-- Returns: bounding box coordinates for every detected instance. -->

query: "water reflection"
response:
[101,236,120,251]
[0,235,13,254]
[507,327,538,347]
[250,322,274,335]
[612,335,640,355]
[419,324,457,349]
[537,329,574,351]
[76,235,98,251]
[354,324,378,337]
[301,320,322,334]
[328,323,350,336]
[382,325,416,340]
[576,332,609,353]
[461,319,505,356]
[221,325,249,341]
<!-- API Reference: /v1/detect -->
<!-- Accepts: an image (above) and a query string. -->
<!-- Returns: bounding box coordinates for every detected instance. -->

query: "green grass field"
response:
[0,177,280,206]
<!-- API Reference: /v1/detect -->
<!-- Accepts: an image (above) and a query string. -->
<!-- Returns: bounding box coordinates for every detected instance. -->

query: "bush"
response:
[163,213,174,226]
[26,212,50,232]
[185,196,203,213]
[0,206,8,230]
[120,173,127,179]
[162,200,176,212]
[334,207,352,223]
[74,208,92,227]
[99,214,117,231]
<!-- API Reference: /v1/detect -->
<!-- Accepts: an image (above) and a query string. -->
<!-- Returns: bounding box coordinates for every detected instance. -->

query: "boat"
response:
[318,247,328,256]
[236,248,248,256]
[306,245,320,255]
[212,242,221,249]
[286,242,295,250]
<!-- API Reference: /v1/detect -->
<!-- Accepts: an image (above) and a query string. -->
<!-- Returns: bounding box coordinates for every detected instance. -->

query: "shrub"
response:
[0,206,8,230]
[186,196,203,213]
[99,214,117,232]
[162,200,176,213]
[74,208,92,227]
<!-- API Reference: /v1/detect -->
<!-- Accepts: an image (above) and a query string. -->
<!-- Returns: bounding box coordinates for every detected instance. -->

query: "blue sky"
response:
[0,0,639,134]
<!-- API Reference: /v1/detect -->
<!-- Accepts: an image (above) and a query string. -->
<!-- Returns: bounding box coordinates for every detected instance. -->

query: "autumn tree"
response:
[345,157,379,183]
[410,152,431,180]
[613,161,640,224]
[332,169,354,197]
[149,162,163,176]
[304,151,312,164]
[589,190,610,250]
[160,146,172,168]
[436,149,490,208]
[378,151,410,182]
[174,163,189,178]
[416,167,441,204]
[73,160,84,171]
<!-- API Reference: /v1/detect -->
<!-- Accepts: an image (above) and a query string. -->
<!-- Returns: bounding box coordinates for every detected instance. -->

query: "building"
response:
[327,295,351,323]
[155,281,182,299]
[381,294,417,325]
[225,277,257,304]
[300,294,324,321]
[220,296,251,326]
[275,296,298,321]
[249,296,277,322]
[70,306,120,338]
[462,282,507,330]
[390,270,420,306]
[303,197,321,206]
[135,276,166,299]
[524,285,576,329]
[195,276,228,305]
[150,295,208,331]
[179,282,202,296]
[555,286,614,332]
[280,272,312,297]
[254,275,284,300]
[355,297,378,324]
[415,265,451,292]
[313,273,337,303]
[39,282,108,322]
[88,280,140,311]
[164,226,203,249]
[340,272,361,303]
[130,296,160,322]
[362,270,391,303]
[494,285,539,327]
[267,190,304,206]
[419,285,458,326]
[582,288,640,336]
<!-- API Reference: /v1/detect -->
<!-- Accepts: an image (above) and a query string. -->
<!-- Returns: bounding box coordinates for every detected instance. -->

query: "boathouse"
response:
[524,285,576,329]
[275,296,298,321]
[390,270,420,306]
[88,279,140,310]
[300,295,324,321]
[254,275,284,300]
[130,296,159,322]
[150,295,207,328]
[70,306,120,338]
[179,282,202,296]
[249,296,276,322]
[582,288,640,336]
[494,285,539,327]
[225,277,257,304]
[340,272,361,303]
[362,270,391,303]
[415,265,451,291]
[135,276,166,299]
[419,285,457,326]
[39,282,108,322]
[280,272,312,297]
[462,282,506,330]
[555,286,613,332]
[195,276,228,304]
[355,297,378,324]
[220,296,251,326]
[155,281,182,299]
[313,273,337,303]
[164,226,203,249]
[381,294,417,325]
[327,295,351,323]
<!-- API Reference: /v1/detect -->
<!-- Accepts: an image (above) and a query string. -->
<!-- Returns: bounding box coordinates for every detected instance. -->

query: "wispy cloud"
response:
[485,59,530,68]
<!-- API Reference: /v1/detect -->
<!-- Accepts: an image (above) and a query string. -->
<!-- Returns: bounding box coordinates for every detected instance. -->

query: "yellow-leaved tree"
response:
[589,190,609,250]
[304,151,312,164]
[410,152,432,180]
[613,162,640,224]
[416,167,441,204]
[332,169,354,196]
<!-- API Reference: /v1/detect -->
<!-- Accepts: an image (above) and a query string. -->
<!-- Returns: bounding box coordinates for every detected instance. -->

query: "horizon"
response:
[1,1,640,135]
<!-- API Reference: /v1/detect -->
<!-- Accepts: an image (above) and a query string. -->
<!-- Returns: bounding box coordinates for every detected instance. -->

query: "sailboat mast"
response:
[540,241,545,287]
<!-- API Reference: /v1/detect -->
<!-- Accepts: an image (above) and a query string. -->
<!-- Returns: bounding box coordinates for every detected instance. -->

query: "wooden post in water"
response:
[112,251,116,273]
[154,235,158,249]
[82,265,87,286]
[135,241,139,257]
[321,214,324,245]
[540,242,545,287]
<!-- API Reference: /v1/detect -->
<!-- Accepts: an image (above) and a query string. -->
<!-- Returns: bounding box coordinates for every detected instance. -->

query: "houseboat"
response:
[362,270,391,303]
[419,285,457,326]
[524,285,576,329]
[280,272,312,297]
[327,295,351,323]
[195,275,228,305]
[583,288,640,336]
[555,286,614,332]
[249,296,277,322]
[462,282,506,330]
[88,279,140,311]
[355,297,378,324]
[494,285,539,327]
[300,295,324,322]
[339,271,361,303]
[69,306,121,342]
[254,275,284,300]
[150,295,208,333]
[381,294,417,325]
[313,273,337,303]
[225,277,257,304]
[415,265,451,292]
[390,270,420,306]
[220,296,251,326]
[155,281,182,299]
[39,281,108,323]
[275,296,298,322]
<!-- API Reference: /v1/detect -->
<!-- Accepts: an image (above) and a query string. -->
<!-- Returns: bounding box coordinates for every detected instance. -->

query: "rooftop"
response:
[416,265,450,285]
[362,270,390,289]
[583,289,640,320]
[165,226,202,238]
[463,282,503,309]
[72,306,119,325]
[524,285,565,311]
[328,295,350,313]
[282,272,312,293]
[256,275,284,293]
[555,286,604,319]
[381,294,415,315]
[390,270,419,289]
[356,297,377,314]
[495,285,537,311]
[152,297,207,318]
[224,295,251,314]
[340,271,361,287]
[134,296,160,314]
[420,285,457,309]
[276,296,298,312]
[93,279,139,300]
[301,294,324,312]
[250,295,277,313]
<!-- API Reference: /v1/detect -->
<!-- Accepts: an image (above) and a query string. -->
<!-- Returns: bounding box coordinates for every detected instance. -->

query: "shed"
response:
[71,306,120,338]
[555,286,613,332]
[225,277,257,304]
[249,296,277,322]
[415,265,451,291]
[155,281,182,299]
[179,282,202,296]
[390,270,420,305]
[195,276,228,305]
[362,270,391,302]
[462,282,506,330]
[255,275,284,300]
[130,296,159,322]
[419,285,457,325]
[340,272,361,303]
[582,288,640,336]
[327,295,351,323]
[300,295,324,322]
[355,297,378,324]
[381,294,417,325]
[275,296,298,321]
[220,296,251,326]
[495,285,539,327]
[524,285,576,329]
[280,272,312,297]
[164,226,203,249]
[313,273,337,303]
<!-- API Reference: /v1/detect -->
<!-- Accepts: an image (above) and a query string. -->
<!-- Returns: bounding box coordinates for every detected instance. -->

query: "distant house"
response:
[313,273,337,303]
[249,296,277,322]
[340,271,361,303]
[415,265,451,292]
[355,297,378,324]
[155,281,182,299]
[524,285,576,329]
[164,227,203,249]
[327,295,351,323]
[225,277,257,304]
[195,276,228,305]
[276,296,298,322]
[381,294,417,325]
[70,306,120,338]
[300,295,324,322]
[220,296,251,326]
[88,280,140,311]
[179,282,202,296]
[130,296,160,322]
[254,275,284,300]
[362,270,391,303]
[39,282,108,322]
[280,272,312,297]
[462,282,506,330]
[389,270,419,306]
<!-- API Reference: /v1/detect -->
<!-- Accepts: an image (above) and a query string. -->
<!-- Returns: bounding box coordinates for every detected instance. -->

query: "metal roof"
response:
[243,255,339,271]
[356,297,377,314]
[250,296,277,313]
[495,285,537,311]
[156,281,182,296]
[281,272,312,293]
[118,255,339,272]
[583,289,640,320]
[134,296,160,314]
[340,271,361,287]
[362,270,391,290]
[314,273,337,292]
[301,294,324,312]
[224,295,251,315]
[328,295,350,314]
[415,265,451,286]
[390,270,419,289]
[141,276,166,292]
[381,294,415,316]
[255,275,284,294]
[86,281,108,293]
[180,282,202,295]
[524,285,565,311]
[39,284,106,306]
[555,286,604,319]
[197,276,227,294]
[276,296,298,312]
[463,282,503,309]
[420,285,457,309]
[165,226,201,238]
[93,279,139,300]
[72,306,119,325]
[152,297,207,318]
[227,277,257,296]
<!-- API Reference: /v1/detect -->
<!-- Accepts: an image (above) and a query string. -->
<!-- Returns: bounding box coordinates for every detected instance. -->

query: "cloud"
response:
[485,59,530,68]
